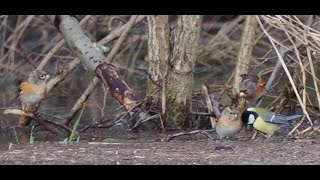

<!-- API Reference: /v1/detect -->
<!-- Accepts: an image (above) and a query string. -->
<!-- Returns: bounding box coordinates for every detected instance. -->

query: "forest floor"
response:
[1,128,320,165]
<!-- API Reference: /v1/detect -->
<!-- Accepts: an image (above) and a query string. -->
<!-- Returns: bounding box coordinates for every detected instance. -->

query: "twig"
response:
[107,15,138,63]
[108,16,127,31]
[256,16,313,126]
[81,88,160,132]
[301,126,313,134]
[63,77,99,125]
[218,70,235,100]
[133,114,159,129]
[289,116,305,136]
[257,15,315,107]
[99,16,146,46]
[37,15,92,70]
[37,16,92,71]
[46,58,81,92]
[43,119,73,134]
[4,109,34,117]
[167,129,214,141]
[97,114,128,129]
[3,109,61,134]
[32,113,61,134]
[7,16,34,66]
[201,85,219,128]
[305,30,320,114]
[189,112,215,116]
[81,108,126,132]
[159,113,165,131]
[161,78,166,116]
[97,84,108,119]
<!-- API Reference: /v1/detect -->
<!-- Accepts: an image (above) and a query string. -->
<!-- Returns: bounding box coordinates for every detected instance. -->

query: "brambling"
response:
[216,107,243,139]
[18,70,50,127]
[241,107,302,137]
[239,74,265,102]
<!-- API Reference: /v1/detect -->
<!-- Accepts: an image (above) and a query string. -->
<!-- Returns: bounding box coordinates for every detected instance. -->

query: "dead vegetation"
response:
[1,15,320,146]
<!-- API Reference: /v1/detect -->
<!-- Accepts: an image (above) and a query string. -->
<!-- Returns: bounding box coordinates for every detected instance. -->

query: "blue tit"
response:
[216,107,243,139]
[241,107,303,136]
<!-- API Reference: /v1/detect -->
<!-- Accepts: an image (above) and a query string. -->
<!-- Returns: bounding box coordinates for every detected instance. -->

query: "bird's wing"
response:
[265,114,302,124]
[259,110,275,123]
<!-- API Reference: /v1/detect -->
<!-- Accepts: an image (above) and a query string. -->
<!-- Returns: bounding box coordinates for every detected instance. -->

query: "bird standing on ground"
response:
[216,106,243,139]
[18,70,50,127]
[239,74,265,102]
[241,107,302,137]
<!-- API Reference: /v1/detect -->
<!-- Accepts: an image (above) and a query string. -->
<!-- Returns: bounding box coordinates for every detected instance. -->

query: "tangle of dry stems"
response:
[258,15,320,135]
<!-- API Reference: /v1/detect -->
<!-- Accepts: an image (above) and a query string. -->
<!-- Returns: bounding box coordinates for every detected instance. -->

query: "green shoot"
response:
[76,136,80,143]
[13,127,20,145]
[29,125,35,145]
[68,103,86,143]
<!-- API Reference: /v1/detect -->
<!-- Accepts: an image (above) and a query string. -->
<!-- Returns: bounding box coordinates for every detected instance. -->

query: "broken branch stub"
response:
[95,63,139,113]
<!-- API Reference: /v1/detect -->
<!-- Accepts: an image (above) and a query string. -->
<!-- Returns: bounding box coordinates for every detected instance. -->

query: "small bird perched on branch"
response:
[18,70,50,127]
[239,74,265,102]
[216,106,243,139]
[241,107,303,137]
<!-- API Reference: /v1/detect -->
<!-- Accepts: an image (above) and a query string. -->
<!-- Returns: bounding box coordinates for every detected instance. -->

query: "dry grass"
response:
[0,15,320,138]
[0,15,148,127]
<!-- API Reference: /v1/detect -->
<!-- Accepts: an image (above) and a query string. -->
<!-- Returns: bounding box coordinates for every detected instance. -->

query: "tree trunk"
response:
[165,15,203,128]
[146,16,170,103]
[234,16,258,92]
[234,15,258,109]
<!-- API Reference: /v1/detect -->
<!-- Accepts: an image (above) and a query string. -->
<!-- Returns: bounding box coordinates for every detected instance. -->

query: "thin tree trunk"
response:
[165,15,203,128]
[146,16,170,103]
[234,15,258,109]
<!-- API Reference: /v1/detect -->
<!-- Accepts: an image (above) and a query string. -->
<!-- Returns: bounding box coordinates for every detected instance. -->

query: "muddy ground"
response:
[1,129,320,165]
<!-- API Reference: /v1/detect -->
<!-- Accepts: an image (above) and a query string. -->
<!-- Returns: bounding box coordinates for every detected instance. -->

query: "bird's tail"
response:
[284,115,303,121]
[272,114,303,124]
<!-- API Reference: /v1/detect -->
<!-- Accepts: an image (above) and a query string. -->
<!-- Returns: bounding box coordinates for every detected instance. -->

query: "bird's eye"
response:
[40,74,45,78]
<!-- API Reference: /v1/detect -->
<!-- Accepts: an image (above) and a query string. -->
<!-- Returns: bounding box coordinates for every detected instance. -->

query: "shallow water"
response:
[0,128,13,150]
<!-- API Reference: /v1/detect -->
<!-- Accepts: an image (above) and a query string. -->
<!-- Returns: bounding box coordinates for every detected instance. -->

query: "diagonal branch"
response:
[61,15,140,126]
[37,15,93,71]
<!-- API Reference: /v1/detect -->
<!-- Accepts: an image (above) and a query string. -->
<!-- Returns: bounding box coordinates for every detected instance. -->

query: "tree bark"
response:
[165,15,203,128]
[234,16,258,92]
[146,16,170,103]
[234,15,258,109]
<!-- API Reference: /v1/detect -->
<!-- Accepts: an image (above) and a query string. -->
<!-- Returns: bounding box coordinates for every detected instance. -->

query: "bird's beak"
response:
[45,74,51,80]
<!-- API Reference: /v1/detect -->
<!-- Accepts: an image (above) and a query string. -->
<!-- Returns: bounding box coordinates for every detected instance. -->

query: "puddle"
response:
[0,128,15,151]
